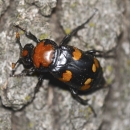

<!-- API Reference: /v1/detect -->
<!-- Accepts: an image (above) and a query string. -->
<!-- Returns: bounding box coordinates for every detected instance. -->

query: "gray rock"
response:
[0,0,127,130]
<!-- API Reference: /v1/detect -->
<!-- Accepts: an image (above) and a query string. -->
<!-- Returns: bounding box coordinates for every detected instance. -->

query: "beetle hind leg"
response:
[69,87,97,117]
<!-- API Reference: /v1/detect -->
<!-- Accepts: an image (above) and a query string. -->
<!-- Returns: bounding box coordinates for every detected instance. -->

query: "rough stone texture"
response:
[0,0,10,16]
[1,77,37,110]
[25,0,57,16]
[0,102,12,130]
[0,0,128,130]
[101,1,130,130]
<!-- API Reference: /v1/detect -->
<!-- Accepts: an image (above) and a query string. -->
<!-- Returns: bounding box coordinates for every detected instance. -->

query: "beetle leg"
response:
[60,9,98,45]
[34,75,44,93]
[69,87,89,104]
[11,68,43,93]
[85,49,116,58]
[69,87,97,117]
[11,67,35,77]
[14,24,40,43]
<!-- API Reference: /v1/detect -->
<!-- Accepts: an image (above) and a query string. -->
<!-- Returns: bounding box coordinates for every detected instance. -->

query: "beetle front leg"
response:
[34,75,44,93]
[69,87,97,117]
[11,67,35,77]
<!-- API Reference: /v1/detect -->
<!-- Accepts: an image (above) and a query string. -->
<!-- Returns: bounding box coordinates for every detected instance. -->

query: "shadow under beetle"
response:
[11,9,112,116]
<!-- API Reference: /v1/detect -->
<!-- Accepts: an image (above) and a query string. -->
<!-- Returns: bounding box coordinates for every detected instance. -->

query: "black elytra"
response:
[11,9,111,117]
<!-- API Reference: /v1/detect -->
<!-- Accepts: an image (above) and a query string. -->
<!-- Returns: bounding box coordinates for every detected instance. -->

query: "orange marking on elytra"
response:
[94,58,99,68]
[72,47,82,60]
[92,63,96,72]
[84,78,92,85]
[59,70,72,82]
[80,78,92,91]
[80,84,91,91]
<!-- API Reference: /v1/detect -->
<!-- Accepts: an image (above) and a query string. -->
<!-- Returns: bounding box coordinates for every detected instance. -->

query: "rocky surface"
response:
[0,0,129,130]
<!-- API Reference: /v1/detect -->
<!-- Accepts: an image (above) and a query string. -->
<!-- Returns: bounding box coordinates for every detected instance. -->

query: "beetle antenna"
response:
[15,31,23,50]
[14,24,26,33]
[13,24,40,43]
[11,58,22,76]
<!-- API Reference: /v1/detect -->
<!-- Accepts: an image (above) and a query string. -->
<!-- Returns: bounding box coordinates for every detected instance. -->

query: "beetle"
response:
[11,9,109,114]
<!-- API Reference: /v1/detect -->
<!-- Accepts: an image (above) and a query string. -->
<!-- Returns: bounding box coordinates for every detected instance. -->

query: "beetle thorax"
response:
[33,42,54,68]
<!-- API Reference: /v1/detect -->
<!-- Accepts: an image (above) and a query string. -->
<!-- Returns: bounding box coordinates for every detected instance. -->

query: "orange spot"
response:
[94,58,99,68]
[92,63,96,72]
[80,78,92,91]
[84,78,92,85]
[72,47,82,60]
[59,70,72,82]
[80,84,91,91]
[33,42,54,68]
[22,50,28,57]
[16,32,20,39]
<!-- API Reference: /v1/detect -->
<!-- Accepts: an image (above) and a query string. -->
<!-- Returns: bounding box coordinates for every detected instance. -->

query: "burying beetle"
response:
[11,9,114,116]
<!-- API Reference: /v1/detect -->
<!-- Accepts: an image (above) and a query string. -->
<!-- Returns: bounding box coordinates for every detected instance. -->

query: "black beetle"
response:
[11,9,111,116]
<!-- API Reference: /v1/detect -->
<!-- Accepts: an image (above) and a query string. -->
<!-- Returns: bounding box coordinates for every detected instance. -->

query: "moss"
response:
[70,2,78,8]
[25,95,31,101]
[39,33,49,40]
[106,77,113,84]
[107,65,113,72]
[89,22,95,27]
[127,60,130,66]
[65,28,71,35]
[28,122,34,128]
